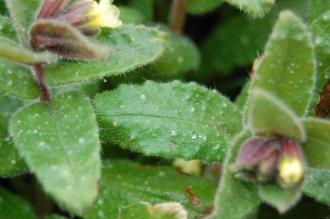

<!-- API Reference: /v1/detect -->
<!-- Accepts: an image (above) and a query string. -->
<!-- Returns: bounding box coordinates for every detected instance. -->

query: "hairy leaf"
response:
[301,118,330,169]
[0,95,26,177]
[95,81,242,162]
[150,31,200,77]
[251,11,315,117]
[10,92,101,209]
[304,168,330,205]
[45,25,166,85]
[224,0,275,17]
[0,187,37,219]
[247,89,305,140]
[259,182,302,213]
[0,16,39,99]
[82,160,216,219]
[207,130,260,219]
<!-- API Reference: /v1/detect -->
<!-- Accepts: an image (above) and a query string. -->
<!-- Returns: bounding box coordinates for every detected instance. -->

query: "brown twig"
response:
[33,64,50,102]
[169,0,188,34]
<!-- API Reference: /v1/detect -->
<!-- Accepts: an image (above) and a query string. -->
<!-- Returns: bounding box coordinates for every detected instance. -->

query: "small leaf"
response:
[259,182,302,213]
[247,89,305,140]
[224,0,275,17]
[301,118,330,169]
[304,168,330,205]
[118,202,188,219]
[251,10,315,117]
[95,81,242,162]
[10,92,101,210]
[207,129,260,219]
[0,36,57,65]
[235,80,250,110]
[187,0,223,15]
[82,160,216,219]
[0,95,26,177]
[150,29,200,77]
[45,25,166,85]
[4,0,41,47]
[0,186,37,219]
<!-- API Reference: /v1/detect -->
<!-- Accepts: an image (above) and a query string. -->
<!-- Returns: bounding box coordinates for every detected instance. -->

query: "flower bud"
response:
[232,137,305,188]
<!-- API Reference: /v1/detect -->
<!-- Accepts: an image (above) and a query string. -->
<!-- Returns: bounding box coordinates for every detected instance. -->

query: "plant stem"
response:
[33,64,50,102]
[169,0,188,33]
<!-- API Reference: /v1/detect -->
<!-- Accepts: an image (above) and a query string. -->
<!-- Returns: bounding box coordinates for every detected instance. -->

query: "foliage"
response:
[0,0,329,219]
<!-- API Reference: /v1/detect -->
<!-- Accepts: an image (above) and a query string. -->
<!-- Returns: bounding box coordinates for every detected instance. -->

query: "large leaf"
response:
[4,0,40,47]
[0,187,37,219]
[247,89,305,140]
[44,25,166,85]
[187,0,223,15]
[10,92,101,209]
[301,118,330,169]
[199,0,308,80]
[149,30,200,77]
[224,0,275,17]
[207,130,260,219]
[82,160,216,219]
[129,0,154,21]
[0,95,26,177]
[251,10,315,117]
[95,81,242,162]
[0,16,39,99]
[304,168,330,205]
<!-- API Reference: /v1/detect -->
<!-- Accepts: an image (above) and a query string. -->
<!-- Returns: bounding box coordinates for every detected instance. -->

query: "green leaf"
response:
[95,81,242,162]
[301,118,330,169]
[82,160,216,219]
[4,0,41,47]
[235,80,251,110]
[0,16,39,99]
[259,182,302,213]
[187,0,223,15]
[44,25,166,85]
[0,36,57,65]
[118,202,188,219]
[0,186,37,219]
[10,92,101,210]
[0,61,40,99]
[0,95,26,177]
[224,0,275,17]
[251,10,315,117]
[247,89,305,140]
[199,0,308,80]
[308,10,330,112]
[207,129,260,219]
[304,168,330,205]
[149,30,200,77]
[307,0,330,23]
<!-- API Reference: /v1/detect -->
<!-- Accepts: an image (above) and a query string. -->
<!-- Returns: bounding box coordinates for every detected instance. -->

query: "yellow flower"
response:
[278,156,304,187]
[86,0,122,28]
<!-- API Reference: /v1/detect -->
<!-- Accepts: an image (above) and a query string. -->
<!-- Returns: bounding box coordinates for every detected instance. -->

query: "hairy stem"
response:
[169,0,188,33]
[33,64,50,102]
